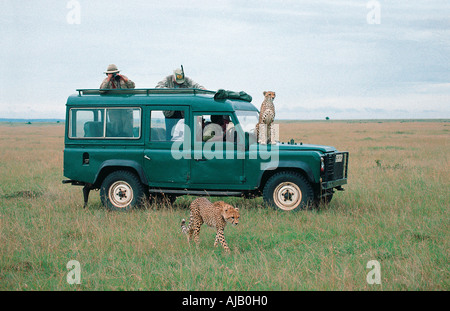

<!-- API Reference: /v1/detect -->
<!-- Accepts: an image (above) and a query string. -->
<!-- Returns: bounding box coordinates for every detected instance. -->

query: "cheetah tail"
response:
[181,218,188,234]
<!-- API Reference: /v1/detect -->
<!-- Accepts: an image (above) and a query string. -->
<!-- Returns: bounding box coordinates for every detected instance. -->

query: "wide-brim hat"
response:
[173,68,185,84]
[104,64,120,74]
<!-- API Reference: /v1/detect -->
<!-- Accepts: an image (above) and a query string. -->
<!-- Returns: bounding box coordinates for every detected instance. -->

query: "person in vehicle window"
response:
[100,64,135,89]
[203,115,230,142]
[159,66,205,119]
[156,66,205,90]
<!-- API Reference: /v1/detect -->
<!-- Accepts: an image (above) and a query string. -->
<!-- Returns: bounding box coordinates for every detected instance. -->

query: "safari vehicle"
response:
[62,88,348,211]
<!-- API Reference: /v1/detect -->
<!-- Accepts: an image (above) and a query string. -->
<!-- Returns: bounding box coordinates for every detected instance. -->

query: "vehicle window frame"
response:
[148,106,189,146]
[68,107,142,140]
[192,112,243,146]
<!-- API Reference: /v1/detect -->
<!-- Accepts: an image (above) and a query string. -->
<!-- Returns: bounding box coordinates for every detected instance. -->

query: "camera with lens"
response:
[113,73,121,81]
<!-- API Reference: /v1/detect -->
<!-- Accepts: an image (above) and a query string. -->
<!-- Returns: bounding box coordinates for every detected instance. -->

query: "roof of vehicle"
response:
[66,88,259,112]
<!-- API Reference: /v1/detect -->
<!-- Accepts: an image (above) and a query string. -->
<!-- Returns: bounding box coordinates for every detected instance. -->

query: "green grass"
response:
[0,121,449,290]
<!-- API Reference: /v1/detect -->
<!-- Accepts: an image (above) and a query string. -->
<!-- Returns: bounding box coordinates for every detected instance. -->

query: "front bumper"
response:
[321,178,347,190]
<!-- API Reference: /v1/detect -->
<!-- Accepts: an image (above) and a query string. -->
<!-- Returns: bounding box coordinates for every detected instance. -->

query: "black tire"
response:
[263,171,314,211]
[100,170,146,211]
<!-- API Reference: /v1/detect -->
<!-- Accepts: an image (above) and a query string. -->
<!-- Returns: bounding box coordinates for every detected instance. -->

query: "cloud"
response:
[1,0,449,119]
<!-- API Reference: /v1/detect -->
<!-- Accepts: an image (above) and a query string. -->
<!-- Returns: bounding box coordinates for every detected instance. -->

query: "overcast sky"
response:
[1,0,449,119]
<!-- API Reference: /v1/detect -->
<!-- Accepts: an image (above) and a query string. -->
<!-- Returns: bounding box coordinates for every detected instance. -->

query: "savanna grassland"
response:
[0,120,448,291]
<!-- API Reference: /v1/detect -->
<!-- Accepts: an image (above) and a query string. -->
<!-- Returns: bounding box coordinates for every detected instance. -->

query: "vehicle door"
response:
[143,107,190,185]
[190,112,245,185]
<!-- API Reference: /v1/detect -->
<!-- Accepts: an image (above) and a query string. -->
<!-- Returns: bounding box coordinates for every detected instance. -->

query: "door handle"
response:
[144,155,151,161]
[195,158,207,162]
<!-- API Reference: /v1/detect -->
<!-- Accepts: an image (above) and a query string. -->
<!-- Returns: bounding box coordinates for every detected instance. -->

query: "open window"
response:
[194,114,236,143]
[150,110,186,142]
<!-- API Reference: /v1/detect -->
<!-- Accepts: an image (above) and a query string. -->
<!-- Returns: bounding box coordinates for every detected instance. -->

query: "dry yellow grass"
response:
[0,120,449,291]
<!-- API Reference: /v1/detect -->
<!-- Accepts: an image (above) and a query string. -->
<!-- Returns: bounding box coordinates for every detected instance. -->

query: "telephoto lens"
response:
[114,74,121,81]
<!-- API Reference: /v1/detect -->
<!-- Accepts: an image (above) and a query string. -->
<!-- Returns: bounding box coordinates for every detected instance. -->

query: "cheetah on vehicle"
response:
[181,197,240,252]
[256,91,277,144]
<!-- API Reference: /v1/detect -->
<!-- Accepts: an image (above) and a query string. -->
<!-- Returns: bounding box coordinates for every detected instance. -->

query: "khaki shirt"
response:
[100,75,135,89]
[155,75,205,89]
[157,75,205,118]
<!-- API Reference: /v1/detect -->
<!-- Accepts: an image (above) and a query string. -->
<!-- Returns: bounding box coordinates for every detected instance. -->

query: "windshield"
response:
[235,110,259,134]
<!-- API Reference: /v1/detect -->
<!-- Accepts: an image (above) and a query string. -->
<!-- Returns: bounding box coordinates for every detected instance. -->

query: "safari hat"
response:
[173,68,185,84]
[104,64,120,74]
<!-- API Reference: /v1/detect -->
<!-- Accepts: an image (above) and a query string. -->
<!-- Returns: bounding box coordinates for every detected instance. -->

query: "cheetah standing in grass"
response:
[181,197,240,252]
[256,91,277,144]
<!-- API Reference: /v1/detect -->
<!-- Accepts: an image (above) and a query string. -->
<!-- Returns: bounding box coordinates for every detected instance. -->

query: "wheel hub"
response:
[273,182,302,211]
[116,188,127,199]
[109,181,134,209]
[282,189,294,201]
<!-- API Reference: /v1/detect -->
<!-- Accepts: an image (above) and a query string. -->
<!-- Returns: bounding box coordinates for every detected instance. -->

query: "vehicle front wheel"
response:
[100,170,146,211]
[263,171,314,211]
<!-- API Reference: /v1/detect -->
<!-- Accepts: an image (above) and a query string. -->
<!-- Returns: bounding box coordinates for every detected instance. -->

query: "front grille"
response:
[323,152,348,181]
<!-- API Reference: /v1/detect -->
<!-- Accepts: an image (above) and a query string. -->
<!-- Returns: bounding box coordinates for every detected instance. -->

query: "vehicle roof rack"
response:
[76,88,216,96]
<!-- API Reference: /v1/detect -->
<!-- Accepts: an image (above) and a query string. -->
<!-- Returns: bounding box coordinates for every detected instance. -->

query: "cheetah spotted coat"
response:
[181,197,239,252]
[256,91,276,144]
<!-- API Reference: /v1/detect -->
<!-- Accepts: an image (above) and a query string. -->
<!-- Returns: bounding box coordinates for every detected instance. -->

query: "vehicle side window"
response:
[194,114,235,143]
[69,108,141,139]
[69,109,104,138]
[150,110,185,141]
[106,109,140,138]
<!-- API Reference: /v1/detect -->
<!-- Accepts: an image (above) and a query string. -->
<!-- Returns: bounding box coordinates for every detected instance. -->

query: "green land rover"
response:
[62,88,348,211]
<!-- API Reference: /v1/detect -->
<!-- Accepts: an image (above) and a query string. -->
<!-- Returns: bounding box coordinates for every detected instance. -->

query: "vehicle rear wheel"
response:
[100,170,146,211]
[263,171,314,211]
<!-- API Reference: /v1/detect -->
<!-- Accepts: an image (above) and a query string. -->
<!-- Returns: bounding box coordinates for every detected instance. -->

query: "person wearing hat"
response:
[100,64,135,89]
[155,67,205,90]
[157,66,205,119]
[99,64,135,137]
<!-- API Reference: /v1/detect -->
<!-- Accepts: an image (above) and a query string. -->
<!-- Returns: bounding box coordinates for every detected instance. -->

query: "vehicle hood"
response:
[277,143,336,153]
